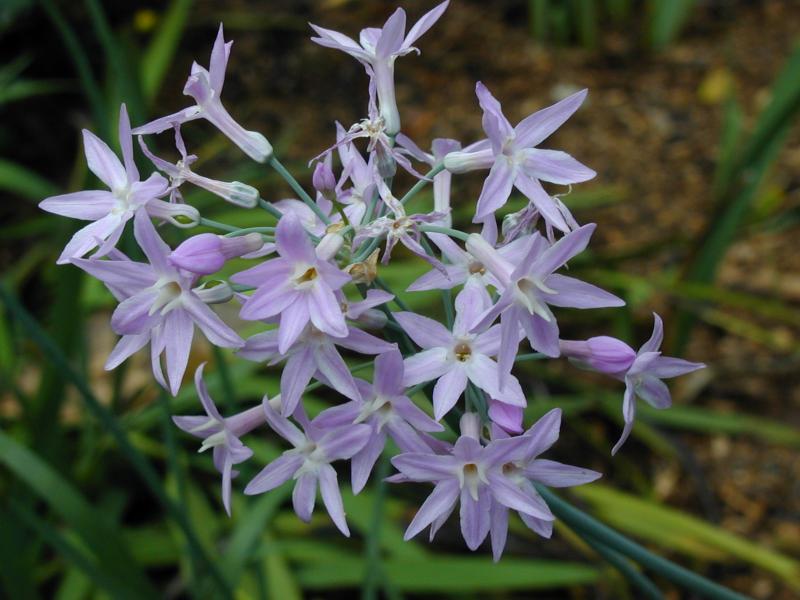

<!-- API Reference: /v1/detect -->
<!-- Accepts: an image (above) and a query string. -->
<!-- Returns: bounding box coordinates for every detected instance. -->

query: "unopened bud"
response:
[170,232,263,275]
[316,232,345,261]
[559,336,636,375]
[193,280,233,304]
[312,162,336,200]
[443,148,495,174]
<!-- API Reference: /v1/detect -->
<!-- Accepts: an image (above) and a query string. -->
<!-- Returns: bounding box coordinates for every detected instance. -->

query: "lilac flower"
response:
[232,211,351,353]
[313,349,443,493]
[397,134,461,226]
[40,104,185,264]
[310,2,449,135]
[238,309,394,416]
[396,280,527,421]
[335,122,380,226]
[133,25,272,163]
[173,364,264,514]
[561,315,705,455]
[316,82,425,179]
[169,232,263,275]
[139,126,259,207]
[72,211,243,395]
[392,413,556,551]
[444,83,594,230]
[487,409,601,560]
[352,182,447,273]
[407,231,529,293]
[244,400,371,536]
[467,225,624,385]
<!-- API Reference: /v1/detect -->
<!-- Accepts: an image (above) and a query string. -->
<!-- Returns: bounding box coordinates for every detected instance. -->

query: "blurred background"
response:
[1,0,799,598]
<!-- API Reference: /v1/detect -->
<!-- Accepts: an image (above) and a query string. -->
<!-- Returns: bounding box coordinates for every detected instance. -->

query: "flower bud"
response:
[312,162,336,200]
[193,279,234,304]
[443,148,495,174]
[559,336,636,374]
[170,232,263,275]
[459,412,482,441]
[315,232,345,261]
[188,173,259,208]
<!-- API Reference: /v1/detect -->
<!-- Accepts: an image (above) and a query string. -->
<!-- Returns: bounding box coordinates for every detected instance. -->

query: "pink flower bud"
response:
[169,232,263,275]
[312,162,336,197]
[559,336,636,375]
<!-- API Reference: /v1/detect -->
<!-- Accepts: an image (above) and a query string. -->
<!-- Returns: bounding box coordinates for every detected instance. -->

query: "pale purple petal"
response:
[351,430,385,494]
[474,158,515,221]
[105,333,149,370]
[522,148,595,185]
[309,283,348,338]
[460,486,491,550]
[208,24,231,93]
[392,452,458,481]
[314,343,361,402]
[277,299,311,354]
[262,397,307,447]
[118,104,139,183]
[487,472,553,520]
[132,106,201,135]
[163,309,194,395]
[82,129,126,192]
[490,501,509,562]
[522,408,562,458]
[317,464,350,536]
[531,223,595,279]
[636,375,672,409]
[182,294,243,348]
[402,347,451,386]
[376,8,406,58]
[640,313,664,353]
[520,511,554,538]
[238,284,297,322]
[402,1,449,49]
[393,311,451,349]
[275,211,316,264]
[336,327,394,354]
[318,423,371,461]
[71,256,156,291]
[194,362,223,421]
[280,348,316,416]
[648,356,705,379]
[512,175,570,233]
[525,459,601,487]
[244,452,304,495]
[133,210,173,274]
[57,213,125,264]
[514,89,587,148]
[545,274,625,309]
[432,366,468,420]
[403,479,460,541]
[612,383,636,455]
[292,472,317,522]
[40,190,116,220]
[391,397,443,434]
[374,349,404,397]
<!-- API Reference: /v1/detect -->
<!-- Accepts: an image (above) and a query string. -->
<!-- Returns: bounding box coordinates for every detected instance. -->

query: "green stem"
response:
[581,533,664,600]
[399,163,445,205]
[516,352,547,362]
[536,485,748,600]
[267,156,330,225]
[199,217,239,233]
[361,457,390,600]
[419,225,469,242]
[224,226,275,237]
[257,197,283,220]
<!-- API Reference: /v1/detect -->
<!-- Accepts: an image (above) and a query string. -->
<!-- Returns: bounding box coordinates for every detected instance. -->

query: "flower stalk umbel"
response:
[41,4,717,587]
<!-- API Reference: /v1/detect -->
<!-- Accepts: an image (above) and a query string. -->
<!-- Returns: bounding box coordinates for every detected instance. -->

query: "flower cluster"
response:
[40,4,703,558]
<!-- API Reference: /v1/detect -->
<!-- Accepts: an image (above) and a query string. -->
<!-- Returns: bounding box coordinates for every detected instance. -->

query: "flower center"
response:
[293,266,318,287]
[454,341,472,362]
[149,279,184,316]
[515,277,555,320]
[468,261,486,275]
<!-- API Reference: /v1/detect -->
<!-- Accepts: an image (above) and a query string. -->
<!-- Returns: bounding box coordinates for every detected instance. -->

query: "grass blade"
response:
[140,0,193,104]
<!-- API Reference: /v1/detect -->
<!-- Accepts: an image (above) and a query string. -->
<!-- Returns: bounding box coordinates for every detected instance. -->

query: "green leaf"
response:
[0,432,157,597]
[296,555,600,591]
[572,484,800,588]
[140,0,193,103]
[0,158,58,201]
